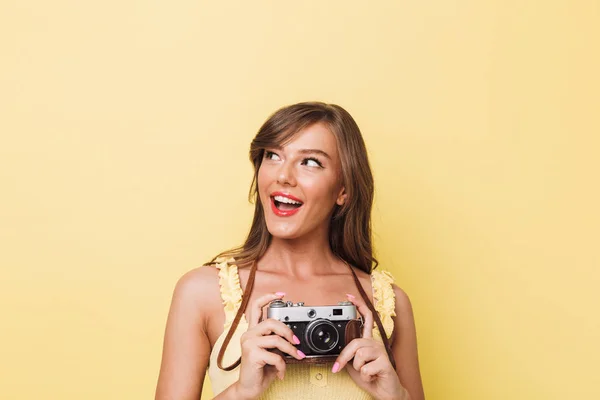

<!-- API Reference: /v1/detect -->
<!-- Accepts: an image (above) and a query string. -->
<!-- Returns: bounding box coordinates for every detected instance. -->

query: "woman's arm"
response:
[155,267,221,400]
[391,285,425,400]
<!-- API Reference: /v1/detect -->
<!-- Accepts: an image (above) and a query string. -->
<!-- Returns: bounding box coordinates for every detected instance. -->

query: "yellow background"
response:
[1,1,598,399]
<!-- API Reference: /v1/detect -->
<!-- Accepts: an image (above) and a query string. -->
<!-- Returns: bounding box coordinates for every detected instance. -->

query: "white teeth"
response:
[273,195,302,205]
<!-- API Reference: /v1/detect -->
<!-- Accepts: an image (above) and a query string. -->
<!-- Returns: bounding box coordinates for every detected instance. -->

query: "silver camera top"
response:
[267,299,357,321]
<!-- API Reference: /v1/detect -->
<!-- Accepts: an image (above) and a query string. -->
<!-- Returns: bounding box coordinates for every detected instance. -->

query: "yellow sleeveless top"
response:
[207,258,397,400]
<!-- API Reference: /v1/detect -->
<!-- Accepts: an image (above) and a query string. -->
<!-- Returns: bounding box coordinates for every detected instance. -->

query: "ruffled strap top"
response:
[215,257,247,328]
[370,269,396,341]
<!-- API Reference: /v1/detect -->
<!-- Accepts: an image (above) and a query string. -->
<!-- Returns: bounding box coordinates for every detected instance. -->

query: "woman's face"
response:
[257,122,347,240]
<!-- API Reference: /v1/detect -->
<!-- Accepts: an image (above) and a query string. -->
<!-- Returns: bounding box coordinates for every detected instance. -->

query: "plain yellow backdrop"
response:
[1,1,598,399]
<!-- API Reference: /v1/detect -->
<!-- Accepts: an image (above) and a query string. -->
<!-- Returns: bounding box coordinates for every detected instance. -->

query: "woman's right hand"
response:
[233,292,306,400]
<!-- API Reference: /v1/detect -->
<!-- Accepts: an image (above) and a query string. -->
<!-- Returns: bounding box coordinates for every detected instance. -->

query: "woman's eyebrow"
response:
[298,148,331,160]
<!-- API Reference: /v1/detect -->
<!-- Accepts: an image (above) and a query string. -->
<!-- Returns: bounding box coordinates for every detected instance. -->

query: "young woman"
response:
[155,102,425,400]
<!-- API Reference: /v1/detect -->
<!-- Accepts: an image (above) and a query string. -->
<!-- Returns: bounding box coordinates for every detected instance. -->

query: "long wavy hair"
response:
[209,101,378,274]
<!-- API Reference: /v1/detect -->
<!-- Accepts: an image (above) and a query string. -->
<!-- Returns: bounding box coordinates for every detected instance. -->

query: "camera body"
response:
[267,299,362,363]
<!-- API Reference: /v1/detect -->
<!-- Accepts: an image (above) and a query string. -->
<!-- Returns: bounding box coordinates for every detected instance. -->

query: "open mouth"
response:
[273,195,303,210]
[270,193,304,216]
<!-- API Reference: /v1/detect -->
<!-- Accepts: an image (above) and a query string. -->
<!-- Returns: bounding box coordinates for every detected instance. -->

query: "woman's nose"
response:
[277,162,296,186]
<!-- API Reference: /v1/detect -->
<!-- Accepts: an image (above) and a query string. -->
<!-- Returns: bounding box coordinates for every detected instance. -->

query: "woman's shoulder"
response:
[390,282,413,319]
[177,263,220,289]
[170,264,223,318]
[175,255,239,289]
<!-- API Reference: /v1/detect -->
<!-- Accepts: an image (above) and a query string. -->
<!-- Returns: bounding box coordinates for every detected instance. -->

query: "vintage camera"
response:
[266,299,363,363]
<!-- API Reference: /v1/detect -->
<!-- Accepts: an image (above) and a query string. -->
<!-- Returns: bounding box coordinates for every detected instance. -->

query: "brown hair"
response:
[209,101,378,273]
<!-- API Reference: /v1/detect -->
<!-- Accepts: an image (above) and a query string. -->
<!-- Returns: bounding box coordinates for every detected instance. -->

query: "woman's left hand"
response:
[332,294,409,400]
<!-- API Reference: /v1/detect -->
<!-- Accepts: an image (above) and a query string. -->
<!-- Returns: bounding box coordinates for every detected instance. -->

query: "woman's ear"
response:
[336,187,348,206]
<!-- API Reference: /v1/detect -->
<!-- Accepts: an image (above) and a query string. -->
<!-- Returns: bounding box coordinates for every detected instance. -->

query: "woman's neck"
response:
[259,234,342,280]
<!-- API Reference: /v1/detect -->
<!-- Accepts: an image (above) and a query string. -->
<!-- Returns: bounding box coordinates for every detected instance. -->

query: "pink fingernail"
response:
[293,335,300,345]
[297,350,306,359]
[332,362,340,373]
[346,293,355,299]
[275,292,286,296]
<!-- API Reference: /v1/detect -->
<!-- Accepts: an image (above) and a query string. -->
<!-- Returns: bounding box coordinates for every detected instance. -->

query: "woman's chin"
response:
[266,223,302,240]
[268,230,300,240]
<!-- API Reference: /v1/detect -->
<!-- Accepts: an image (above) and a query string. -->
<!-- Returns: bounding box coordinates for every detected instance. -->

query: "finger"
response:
[255,335,305,360]
[346,293,374,338]
[332,338,371,373]
[258,350,287,381]
[247,292,285,328]
[252,318,300,346]
[352,345,379,372]
[360,366,377,383]
[359,356,389,380]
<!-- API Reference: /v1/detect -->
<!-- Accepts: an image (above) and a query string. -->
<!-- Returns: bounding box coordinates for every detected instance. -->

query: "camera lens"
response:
[305,319,339,354]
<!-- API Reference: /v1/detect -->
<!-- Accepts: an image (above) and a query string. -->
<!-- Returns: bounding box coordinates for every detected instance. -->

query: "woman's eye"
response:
[265,151,281,161]
[302,157,323,168]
